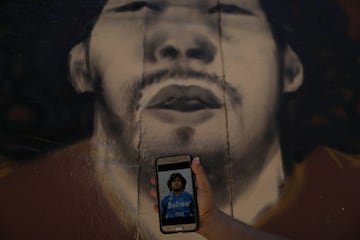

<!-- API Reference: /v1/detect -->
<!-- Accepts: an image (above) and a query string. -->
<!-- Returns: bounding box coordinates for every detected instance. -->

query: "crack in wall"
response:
[135,115,143,240]
[135,11,148,240]
[217,0,234,217]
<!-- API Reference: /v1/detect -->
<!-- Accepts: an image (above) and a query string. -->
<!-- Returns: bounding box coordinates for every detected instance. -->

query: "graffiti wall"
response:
[0,0,359,239]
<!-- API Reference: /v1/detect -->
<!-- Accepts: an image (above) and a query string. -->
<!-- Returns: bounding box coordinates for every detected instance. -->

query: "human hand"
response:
[150,157,289,240]
[150,156,219,233]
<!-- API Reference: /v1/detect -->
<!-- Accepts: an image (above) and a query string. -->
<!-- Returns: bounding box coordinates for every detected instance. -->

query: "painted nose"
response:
[146,34,217,64]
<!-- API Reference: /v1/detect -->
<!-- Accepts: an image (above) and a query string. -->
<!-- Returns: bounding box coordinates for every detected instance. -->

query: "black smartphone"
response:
[155,154,199,234]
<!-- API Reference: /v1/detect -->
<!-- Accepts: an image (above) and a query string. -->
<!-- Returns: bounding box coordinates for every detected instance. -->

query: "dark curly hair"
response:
[259,0,359,173]
[167,173,187,191]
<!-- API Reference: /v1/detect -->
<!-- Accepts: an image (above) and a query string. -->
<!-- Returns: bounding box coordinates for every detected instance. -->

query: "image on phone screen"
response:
[155,155,198,233]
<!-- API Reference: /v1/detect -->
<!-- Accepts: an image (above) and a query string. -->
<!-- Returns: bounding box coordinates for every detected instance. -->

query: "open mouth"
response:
[146,85,223,112]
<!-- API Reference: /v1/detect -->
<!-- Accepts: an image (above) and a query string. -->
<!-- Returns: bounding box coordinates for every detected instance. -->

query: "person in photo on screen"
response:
[161,173,194,220]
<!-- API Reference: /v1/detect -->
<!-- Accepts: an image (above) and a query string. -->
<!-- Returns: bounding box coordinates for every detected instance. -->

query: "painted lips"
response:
[146,85,223,112]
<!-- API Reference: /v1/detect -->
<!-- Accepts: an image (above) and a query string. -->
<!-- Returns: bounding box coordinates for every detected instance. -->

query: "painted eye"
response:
[208,4,254,15]
[111,1,163,12]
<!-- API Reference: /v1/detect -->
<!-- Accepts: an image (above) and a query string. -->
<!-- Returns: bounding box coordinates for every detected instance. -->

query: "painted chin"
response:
[137,83,230,163]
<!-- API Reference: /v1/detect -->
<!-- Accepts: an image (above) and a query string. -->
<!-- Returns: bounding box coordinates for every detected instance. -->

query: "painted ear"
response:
[283,46,304,93]
[69,42,94,93]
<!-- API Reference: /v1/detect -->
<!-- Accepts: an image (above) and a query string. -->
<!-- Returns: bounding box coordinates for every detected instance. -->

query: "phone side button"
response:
[175,226,184,231]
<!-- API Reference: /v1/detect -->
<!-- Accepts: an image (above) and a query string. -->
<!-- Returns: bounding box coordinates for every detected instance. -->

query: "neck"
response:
[92,112,285,238]
[228,143,285,224]
[172,190,182,194]
[92,141,205,240]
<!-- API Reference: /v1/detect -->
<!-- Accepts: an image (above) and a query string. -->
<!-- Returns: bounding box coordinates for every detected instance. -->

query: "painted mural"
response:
[0,0,359,239]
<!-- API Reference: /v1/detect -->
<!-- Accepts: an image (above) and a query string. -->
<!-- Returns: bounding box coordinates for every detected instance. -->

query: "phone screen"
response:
[155,155,198,233]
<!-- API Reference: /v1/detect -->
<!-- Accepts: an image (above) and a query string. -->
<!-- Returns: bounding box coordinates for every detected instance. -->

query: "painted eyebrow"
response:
[107,1,163,12]
[208,3,255,15]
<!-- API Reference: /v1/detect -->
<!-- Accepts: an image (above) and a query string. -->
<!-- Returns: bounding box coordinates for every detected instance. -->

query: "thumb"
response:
[192,157,211,192]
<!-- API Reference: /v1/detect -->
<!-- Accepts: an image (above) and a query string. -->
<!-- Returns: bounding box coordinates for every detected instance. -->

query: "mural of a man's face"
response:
[70,0,303,228]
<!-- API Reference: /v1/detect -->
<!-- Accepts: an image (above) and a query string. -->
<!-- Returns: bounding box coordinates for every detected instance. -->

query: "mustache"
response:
[134,67,241,104]
[137,68,221,90]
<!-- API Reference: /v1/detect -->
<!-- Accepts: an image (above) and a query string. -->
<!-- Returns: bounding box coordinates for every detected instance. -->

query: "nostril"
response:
[186,48,213,63]
[160,46,179,60]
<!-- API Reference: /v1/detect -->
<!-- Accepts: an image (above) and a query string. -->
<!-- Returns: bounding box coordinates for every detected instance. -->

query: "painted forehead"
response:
[102,0,262,11]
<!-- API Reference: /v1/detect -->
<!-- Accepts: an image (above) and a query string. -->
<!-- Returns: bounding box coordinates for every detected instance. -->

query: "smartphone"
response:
[155,154,199,234]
